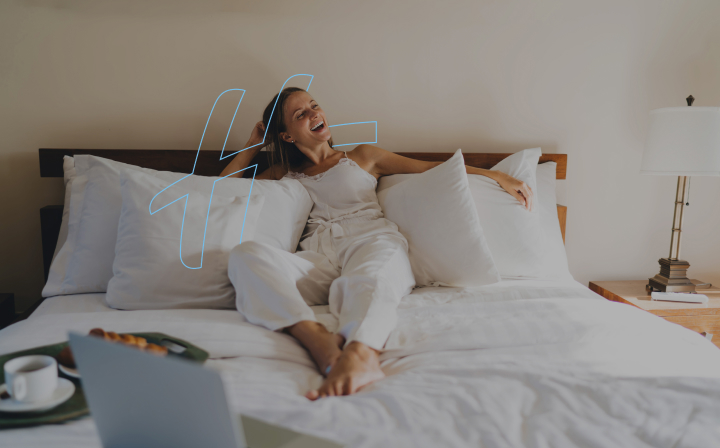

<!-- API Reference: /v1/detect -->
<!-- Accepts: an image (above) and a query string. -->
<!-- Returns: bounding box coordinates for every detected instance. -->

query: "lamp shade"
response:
[641,106,720,176]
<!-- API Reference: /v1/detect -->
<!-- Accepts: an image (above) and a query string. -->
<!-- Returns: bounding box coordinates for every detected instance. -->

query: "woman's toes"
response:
[305,389,319,401]
[334,333,345,349]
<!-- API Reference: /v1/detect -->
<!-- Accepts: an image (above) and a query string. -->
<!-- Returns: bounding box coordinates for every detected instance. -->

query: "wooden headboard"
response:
[37,148,568,282]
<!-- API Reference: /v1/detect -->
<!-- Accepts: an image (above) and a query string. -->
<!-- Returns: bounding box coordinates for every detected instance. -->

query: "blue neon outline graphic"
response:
[328,121,378,146]
[150,74,378,269]
[149,164,257,270]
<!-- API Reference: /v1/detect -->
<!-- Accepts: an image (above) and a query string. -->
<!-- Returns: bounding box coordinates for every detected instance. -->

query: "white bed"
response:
[2,279,720,447]
[9,148,720,447]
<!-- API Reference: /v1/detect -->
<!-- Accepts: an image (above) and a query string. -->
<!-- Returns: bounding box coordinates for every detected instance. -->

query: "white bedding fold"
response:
[2,280,720,447]
[0,309,315,369]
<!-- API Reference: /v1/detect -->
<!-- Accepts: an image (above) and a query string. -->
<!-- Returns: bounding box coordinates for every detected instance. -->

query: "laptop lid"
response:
[69,332,246,448]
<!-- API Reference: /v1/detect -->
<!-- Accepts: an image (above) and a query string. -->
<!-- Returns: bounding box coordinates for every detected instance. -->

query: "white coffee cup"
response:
[4,355,58,403]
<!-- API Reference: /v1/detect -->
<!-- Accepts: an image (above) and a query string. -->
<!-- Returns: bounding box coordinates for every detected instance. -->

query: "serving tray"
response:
[0,332,208,429]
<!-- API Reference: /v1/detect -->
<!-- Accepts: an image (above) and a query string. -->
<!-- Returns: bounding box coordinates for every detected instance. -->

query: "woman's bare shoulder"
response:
[348,145,386,175]
[348,144,384,162]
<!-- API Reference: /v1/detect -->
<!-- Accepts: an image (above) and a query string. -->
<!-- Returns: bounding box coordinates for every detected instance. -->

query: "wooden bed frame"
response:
[25,148,567,320]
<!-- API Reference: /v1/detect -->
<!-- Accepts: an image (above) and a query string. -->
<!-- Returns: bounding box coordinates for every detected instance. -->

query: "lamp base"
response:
[646,258,697,293]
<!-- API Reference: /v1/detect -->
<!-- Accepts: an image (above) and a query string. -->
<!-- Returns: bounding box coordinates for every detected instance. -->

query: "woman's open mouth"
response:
[311,120,325,132]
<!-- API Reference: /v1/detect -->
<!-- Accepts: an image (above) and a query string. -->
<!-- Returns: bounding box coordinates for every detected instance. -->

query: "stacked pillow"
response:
[468,147,548,279]
[107,169,264,309]
[377,148,572,284]
[43,155,313,309]
[536,161,573,280]
[377,149,501,287]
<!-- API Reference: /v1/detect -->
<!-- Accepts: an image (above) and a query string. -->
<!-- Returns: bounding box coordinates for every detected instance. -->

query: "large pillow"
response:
[62,160,185,294]
[42,156,180,297]
[536,162,573,280]
[468,147,550,279]
[377,149,573,280]
[156,173,312,255]
[377,149,500,287]
[42,155,312,297]
[106,169,265,310]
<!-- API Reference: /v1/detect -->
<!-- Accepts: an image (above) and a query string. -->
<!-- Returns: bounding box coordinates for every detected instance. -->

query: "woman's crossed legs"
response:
[228,228,414,399]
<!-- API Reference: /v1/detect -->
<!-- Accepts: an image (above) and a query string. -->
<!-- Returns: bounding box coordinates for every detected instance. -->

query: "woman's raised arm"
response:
[219,121,267,178]
[357,144,534,211]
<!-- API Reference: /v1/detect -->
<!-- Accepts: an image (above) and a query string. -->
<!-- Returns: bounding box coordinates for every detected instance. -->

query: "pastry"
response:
[57,328,167,368]
[131,336,148,349]
[57,345,76,368]
[120,334,137,345]
[144,343,169,356]
[88,328,105,338]
[105,331,122,343]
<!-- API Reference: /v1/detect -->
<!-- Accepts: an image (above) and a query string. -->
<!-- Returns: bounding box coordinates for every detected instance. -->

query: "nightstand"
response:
[0,293,15,330]
[589,280,720,350]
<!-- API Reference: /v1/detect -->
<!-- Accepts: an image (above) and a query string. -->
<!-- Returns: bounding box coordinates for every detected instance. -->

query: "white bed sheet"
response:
[2,279,720,447]
[29,292,342,333]
[30,293,115,318]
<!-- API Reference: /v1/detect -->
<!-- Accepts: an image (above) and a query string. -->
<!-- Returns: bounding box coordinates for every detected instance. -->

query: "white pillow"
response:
[106,169,264,310]
[536,162,573,280]
[155,175,312,255]
[65,161,186,294]
[377,148,500,287]
[42,156,171,297]
[53,156,76,261]
[377,149,573,281]
[468,147,550,279]
[42,155,312,297]
[44,156,77,289]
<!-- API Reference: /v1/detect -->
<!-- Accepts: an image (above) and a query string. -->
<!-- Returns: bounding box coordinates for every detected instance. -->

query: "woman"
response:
[221,88,533,400]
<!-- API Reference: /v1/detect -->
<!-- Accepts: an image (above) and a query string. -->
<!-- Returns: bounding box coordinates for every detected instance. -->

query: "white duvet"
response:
[1,280,720,447]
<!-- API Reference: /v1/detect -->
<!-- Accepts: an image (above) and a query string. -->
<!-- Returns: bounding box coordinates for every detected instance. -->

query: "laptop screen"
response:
[69,332,245,448]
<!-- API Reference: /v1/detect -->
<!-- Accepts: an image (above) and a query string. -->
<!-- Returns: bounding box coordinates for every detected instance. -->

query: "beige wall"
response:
[1,0,719,311]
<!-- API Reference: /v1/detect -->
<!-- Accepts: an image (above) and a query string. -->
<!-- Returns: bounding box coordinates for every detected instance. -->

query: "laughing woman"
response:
[221,88,533,400]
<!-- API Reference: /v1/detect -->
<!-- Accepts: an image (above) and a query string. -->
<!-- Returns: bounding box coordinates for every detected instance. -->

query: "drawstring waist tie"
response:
[301,210,384,269]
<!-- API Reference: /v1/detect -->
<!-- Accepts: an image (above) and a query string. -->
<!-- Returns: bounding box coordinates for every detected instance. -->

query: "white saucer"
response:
[0,378,75,413]
[58,363,80,379]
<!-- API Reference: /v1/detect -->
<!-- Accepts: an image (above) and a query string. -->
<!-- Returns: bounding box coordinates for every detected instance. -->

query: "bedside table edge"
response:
[588,282,640,309]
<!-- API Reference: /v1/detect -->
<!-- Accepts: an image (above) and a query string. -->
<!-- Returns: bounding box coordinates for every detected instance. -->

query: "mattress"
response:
[2,279,720,447]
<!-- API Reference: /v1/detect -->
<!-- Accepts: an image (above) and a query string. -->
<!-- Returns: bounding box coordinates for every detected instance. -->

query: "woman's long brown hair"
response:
[261,87,334,176]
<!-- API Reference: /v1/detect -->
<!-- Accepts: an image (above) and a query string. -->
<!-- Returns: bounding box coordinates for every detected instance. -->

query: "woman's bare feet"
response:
[286,321,344,375]
[305,341,385,400]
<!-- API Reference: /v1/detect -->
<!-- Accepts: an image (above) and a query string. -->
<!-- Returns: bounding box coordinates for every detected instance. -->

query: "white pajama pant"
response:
[228,216,415,351]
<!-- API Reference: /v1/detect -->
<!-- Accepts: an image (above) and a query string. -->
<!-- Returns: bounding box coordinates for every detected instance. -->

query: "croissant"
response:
[57,345,76,368]
[57,328,167,368]
[105,331,122,343]
[88,328,105,338]
[120,334,137,345]
[144,343,169,356]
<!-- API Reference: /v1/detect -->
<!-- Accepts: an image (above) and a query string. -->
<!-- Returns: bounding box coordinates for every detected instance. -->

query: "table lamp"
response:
[641,95,720,293]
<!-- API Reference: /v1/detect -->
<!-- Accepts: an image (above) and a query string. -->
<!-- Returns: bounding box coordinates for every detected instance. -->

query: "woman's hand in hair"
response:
[495,172,534,212]
[220,121,268,178]
[247,121,268,149]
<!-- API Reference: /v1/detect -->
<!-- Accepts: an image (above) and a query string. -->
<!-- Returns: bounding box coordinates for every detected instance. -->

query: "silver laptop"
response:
[68,333,342,448]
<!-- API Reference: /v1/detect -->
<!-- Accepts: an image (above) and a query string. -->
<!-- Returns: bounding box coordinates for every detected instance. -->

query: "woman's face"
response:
[281,91,331,147]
